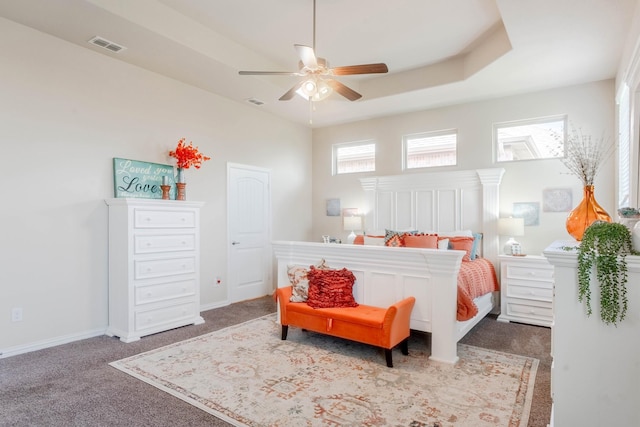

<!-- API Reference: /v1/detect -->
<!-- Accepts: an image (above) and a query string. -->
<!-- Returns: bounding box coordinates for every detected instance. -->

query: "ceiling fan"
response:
[238,0,388,102]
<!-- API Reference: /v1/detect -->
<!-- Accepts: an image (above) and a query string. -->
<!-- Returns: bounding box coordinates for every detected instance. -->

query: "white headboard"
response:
[359,168,505,266]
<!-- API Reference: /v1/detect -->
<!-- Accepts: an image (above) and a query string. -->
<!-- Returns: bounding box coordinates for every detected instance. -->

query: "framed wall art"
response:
[326,198,341,216]
[543,188,573,212]
[113,158,176,199]
[513,202,540,226]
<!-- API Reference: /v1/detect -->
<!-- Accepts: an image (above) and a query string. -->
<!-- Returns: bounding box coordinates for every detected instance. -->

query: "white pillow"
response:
[364,236,386,246]
[438,238,450,250]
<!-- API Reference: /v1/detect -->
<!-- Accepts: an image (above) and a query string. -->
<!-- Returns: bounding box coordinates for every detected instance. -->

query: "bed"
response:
[272,168,505,364]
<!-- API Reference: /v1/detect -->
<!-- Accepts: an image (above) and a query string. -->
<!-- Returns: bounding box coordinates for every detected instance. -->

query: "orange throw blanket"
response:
[456,258,499,321]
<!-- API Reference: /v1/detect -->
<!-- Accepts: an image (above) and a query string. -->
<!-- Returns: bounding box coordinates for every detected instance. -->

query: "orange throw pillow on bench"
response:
[306,266,358,309]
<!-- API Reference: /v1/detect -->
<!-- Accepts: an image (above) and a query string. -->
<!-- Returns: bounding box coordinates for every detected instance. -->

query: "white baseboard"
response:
[200,300,230,312]
[0,302,232,359]
[0,327,106,359]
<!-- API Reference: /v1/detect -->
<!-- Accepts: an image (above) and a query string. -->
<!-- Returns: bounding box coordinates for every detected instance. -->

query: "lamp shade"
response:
[498,217,524,237]
[343,216,362,232]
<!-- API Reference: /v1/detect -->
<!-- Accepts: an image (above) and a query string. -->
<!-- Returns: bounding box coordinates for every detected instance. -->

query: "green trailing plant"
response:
[577,221,638,325]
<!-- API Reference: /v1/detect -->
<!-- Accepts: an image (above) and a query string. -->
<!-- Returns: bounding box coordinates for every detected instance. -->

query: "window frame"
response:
[332,140,376,176]
[402,129,458,170]
[493,115,567,163]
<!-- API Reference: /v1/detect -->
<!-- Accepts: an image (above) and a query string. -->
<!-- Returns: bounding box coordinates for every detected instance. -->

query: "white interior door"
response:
[227,163,272,303]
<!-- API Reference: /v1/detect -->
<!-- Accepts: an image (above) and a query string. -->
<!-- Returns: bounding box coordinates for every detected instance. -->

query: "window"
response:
[618,84,630,208]
[333,141,375,175]
[495,116,566,162]
[403,130,457,169]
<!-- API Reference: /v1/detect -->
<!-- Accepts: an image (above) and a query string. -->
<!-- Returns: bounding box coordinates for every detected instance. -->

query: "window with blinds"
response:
[333,141,376,175]
[403,130,457,169]
[618,84,630,208]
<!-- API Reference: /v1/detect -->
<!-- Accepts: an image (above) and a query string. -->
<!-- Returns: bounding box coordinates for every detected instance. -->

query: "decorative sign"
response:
[113,158,176,199]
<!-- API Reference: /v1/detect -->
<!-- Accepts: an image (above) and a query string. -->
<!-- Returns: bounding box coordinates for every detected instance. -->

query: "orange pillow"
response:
[306,266,358,309]
[448,236,475,261]
[403,234,438,249]
[353,235,364,245]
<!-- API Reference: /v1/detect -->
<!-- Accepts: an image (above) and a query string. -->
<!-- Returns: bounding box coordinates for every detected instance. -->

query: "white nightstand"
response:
[497,254,554,327]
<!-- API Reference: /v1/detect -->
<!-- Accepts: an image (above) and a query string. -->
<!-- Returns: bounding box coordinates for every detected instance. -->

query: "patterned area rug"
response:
[110,314,538,427]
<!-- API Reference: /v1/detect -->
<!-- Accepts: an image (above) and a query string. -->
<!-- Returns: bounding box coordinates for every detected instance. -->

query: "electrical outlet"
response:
[11,307,23,322]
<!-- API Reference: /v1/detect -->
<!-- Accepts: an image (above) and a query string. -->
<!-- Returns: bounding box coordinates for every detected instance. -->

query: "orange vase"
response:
[565,185,611,240]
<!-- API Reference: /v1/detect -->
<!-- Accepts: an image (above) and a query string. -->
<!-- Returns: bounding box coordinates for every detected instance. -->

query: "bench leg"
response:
[400,338,409,355]
[385,349,393,368]
[281,325,288,340]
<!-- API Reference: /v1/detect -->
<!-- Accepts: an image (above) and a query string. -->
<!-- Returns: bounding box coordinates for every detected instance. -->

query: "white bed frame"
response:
[273,168,504,364]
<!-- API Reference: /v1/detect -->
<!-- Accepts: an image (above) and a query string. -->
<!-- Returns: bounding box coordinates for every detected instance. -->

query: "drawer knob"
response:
[145,217,151,221]
[181,241,187,245]
[181,217,186,222]
[146,242,151,246]
[146,267,152,272]
[147,292,152,297]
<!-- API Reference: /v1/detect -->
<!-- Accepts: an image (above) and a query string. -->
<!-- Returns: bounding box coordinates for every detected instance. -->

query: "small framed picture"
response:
[326,198,341,216]
[543,188,573,212]
[513,202,540,226]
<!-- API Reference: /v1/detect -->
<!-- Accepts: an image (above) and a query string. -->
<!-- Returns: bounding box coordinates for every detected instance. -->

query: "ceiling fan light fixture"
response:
[296,76,333,101]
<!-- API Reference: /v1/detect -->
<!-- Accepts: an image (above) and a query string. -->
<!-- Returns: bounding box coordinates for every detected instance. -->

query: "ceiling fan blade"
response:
[326,79,362,101]
[294,44,318,69]
[331,63,389,76]
[279,81,305,101]
[239,71,300,76]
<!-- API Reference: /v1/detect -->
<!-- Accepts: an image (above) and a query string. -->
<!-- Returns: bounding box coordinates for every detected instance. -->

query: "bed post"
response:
[476,168,504,268]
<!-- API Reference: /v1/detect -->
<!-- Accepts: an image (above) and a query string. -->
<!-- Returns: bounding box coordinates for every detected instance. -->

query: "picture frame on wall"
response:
[326,198,341,216]
[513,202,540,226]
[543,188,573,212]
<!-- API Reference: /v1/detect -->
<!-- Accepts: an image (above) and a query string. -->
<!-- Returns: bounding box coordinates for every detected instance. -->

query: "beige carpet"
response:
[110,314,538,427]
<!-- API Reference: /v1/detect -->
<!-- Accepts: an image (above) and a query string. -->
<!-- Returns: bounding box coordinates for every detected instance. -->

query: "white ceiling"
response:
[0,0,636,128]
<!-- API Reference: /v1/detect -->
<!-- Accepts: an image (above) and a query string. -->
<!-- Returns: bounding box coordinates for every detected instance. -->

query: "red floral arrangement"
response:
[169,138,211,169]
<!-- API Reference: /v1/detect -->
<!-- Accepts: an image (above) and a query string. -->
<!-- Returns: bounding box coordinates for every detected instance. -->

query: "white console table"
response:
[544,240,640,427]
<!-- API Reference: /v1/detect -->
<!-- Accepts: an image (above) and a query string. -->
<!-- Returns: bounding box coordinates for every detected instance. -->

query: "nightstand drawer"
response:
[134,257,196,280]
[134,234,195,254]
[135,279,196,305]
[134,209,196,228]
[506,282,553,302]
[506,300,553,321]
[505,264,553,282]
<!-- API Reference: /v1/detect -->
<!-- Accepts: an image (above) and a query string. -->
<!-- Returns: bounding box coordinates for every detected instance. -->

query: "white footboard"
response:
[273,240,471,364]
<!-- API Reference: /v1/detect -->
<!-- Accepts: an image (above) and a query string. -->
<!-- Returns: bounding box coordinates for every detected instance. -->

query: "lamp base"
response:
[347,230,356,244]
[503,237,520,254]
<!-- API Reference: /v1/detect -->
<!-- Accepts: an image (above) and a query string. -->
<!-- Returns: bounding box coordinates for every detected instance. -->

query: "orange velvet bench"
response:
[276,286,416,367]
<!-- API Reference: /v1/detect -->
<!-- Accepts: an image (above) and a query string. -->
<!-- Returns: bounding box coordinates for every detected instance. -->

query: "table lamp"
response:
[343,216,363,244]
[498,217,525,254]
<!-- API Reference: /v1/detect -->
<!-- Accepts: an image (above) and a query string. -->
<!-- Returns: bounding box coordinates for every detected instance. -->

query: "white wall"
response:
[312,80,616,255]
[0,18,312,354]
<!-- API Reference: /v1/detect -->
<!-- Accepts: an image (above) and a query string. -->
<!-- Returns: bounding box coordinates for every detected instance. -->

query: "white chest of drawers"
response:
[105,198,205,342]
[497,254,553,327]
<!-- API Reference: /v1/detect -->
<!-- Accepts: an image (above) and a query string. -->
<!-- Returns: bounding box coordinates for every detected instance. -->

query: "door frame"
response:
[226,162,273,303]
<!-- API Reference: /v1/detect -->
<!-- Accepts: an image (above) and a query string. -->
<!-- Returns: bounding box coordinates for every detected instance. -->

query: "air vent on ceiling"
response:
[88,36,127,53]
[246,98,265,106]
